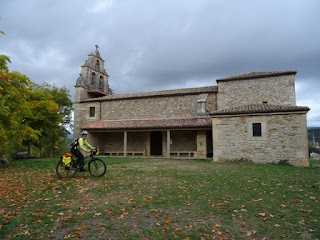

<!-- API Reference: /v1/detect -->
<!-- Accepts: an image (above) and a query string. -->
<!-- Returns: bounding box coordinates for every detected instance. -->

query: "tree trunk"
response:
[28,142,31,155]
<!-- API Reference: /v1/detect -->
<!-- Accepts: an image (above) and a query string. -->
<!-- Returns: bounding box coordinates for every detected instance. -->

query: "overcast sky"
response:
[1,0,319,127]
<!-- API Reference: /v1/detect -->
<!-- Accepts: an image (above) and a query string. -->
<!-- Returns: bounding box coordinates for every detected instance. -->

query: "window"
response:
[91,72,96,85]
[99,76,104,89]
[89,107,95,117]
[252,123,262,137]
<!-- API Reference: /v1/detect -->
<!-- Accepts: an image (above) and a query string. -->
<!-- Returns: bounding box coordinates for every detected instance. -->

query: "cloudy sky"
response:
[1,0,319,126]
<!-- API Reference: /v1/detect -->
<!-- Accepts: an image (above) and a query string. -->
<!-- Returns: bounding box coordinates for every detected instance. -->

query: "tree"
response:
[30,83,73,157]
[0,55,73,159]
[38,83,73,133]
[24,83,62,157]
[0,55,39,156]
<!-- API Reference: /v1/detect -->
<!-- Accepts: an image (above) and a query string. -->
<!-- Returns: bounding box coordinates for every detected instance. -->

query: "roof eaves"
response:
[81,118,212,130]
[216,71,297,82]
[209,104,310,116]
[80,86,218,103]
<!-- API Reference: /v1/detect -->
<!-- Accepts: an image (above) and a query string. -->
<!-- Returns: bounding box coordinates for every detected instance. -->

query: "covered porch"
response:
[82,118,213,159]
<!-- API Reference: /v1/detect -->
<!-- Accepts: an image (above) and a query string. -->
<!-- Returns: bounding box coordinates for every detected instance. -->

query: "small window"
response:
[99,76,104,89]
[89,107,95,117]
[91,72,96,85]
[252,123,262,137]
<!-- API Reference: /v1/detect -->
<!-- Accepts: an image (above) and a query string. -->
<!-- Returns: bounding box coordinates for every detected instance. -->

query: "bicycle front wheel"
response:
[56,159,77,179]
[88,158,106,177]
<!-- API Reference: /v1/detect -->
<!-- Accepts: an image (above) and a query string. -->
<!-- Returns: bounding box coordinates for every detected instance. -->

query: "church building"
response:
[74,46,310,166]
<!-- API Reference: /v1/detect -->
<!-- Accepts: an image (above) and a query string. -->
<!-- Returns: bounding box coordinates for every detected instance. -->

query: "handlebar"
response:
[90,148,100,156]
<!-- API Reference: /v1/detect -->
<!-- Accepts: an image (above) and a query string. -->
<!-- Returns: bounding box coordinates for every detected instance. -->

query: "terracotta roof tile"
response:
[216,71,297,82]
[82,118,212,130]
[210,104,310,116]
[81,86,218,102]
[87,90,108,96]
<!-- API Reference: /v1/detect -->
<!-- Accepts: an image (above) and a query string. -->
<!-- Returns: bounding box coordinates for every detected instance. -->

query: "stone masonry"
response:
[212,112,309,167]
[217,73,296,109]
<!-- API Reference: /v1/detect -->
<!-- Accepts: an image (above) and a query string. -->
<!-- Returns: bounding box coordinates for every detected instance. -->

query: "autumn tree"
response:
[30,83,73,157]
[0,55,39,157]
[0,55,73,159]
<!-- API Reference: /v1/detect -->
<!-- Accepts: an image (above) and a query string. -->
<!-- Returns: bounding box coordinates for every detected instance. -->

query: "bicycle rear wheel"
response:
[88,158,106,177]
[56,159,77,179]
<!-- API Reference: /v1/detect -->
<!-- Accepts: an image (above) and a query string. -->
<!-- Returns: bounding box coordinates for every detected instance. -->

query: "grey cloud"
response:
[1,0,319,126]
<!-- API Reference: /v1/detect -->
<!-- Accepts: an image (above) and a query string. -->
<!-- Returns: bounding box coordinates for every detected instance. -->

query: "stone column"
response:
[195,130,207,158]
[146,132,151,156]
[167,130,171,158]
[123,131,127,157]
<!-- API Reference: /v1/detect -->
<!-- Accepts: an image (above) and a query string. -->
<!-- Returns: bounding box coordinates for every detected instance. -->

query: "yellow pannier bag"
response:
[93,149,99,156]
[62,153,72,167]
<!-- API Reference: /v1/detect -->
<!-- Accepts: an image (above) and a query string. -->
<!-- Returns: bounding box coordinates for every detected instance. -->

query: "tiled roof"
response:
[87,90,108,96]
[210,104,310,116]
[216,71,297,82]
[82,118,212,130]
[81,86,218,102]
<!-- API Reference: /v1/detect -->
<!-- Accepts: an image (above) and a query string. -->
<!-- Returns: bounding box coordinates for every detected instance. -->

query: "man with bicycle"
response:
[71,130,95,172]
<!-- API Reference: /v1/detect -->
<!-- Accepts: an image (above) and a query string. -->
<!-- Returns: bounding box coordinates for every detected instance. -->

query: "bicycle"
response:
[56,149,106,179]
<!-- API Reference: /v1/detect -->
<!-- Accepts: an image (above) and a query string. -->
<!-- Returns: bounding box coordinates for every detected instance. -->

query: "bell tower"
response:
[74,45,110,139]
[75,45,110,102]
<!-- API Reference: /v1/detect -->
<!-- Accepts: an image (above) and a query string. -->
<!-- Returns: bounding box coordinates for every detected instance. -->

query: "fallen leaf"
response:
[172,232,179,239]
[164,220,173,224]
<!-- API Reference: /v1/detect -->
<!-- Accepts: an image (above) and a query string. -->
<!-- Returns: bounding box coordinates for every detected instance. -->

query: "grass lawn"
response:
[0,157,319,239]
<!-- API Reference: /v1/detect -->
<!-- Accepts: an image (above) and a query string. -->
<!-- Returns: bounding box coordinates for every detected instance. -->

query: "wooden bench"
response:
[101,150,146,157]
[14,152,36,160]
[170,151,195,158]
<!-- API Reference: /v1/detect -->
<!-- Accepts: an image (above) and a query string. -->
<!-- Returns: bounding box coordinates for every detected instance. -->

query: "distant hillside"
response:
[308,127,320,144]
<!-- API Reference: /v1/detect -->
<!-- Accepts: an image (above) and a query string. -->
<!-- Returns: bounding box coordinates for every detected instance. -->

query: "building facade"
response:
[74,47,310,166]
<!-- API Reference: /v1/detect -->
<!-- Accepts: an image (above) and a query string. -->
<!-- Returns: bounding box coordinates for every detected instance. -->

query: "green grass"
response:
[0,157,319,239]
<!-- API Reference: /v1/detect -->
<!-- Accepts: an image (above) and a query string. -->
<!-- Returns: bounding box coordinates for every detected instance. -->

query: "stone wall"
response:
[100,93,217,120]
[73,101,101,138]
[170,130,197,151]
[90,132,123,152]
[212,113,309,167]
[217,75,296,109]
[127,132,148,152]
[74,92,216,138]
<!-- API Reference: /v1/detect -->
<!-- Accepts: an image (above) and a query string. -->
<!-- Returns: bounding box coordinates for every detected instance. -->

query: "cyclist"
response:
[71,130,95,172]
